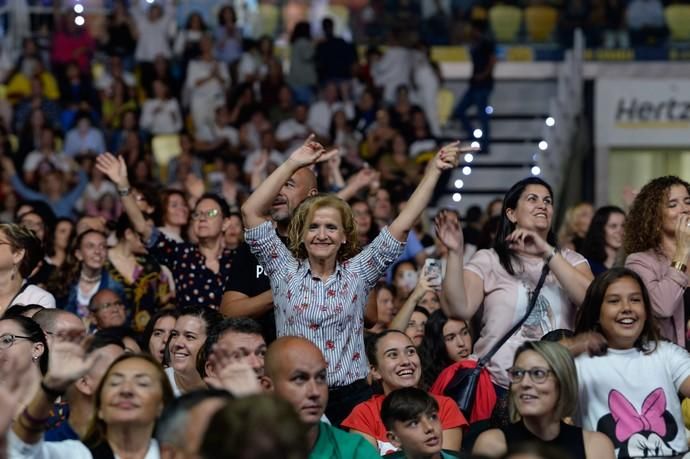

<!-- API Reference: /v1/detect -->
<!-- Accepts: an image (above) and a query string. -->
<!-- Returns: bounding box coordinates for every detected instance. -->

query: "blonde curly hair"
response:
[287,194,360,262]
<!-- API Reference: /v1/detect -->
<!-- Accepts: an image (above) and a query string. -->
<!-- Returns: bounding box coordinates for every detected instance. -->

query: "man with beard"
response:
[220,166,317,342]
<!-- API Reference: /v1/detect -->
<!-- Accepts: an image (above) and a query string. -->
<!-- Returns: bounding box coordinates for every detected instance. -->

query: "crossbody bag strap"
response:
[477,263,551,368]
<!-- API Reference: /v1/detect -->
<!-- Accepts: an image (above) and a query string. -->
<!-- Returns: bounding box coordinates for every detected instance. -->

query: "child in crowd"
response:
[381,387,460,459]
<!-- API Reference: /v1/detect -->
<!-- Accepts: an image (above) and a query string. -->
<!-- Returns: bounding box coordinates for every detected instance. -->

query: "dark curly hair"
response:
[623,176,690,255]
[288,194,359,262]
[581,206,625,265]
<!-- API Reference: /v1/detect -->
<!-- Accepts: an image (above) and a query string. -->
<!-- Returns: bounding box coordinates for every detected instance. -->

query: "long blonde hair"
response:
[287,194,359,262]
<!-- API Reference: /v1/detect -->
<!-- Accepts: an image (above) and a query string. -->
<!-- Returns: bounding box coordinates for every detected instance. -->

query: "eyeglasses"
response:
[191,208,220,221]
[0,334,33,350]
[89,301,124,313]
[507,367,553,384]
[45,330,87,342]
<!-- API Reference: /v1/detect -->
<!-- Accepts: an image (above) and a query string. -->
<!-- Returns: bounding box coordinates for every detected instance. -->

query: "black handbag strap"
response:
[477,263,551,368]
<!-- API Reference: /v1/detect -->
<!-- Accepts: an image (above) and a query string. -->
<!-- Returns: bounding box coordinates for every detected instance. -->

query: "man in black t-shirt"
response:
[221,167,318,343]
[451,20,496,153]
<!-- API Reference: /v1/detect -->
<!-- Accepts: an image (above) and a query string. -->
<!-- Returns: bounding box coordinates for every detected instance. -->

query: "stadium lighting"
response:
[471,141,480,149]
[538,141,548,151]
[454,179,464,189]
[485,106,494,115]
[452,193,462,202]
[464,153,474,163]
[74,4,84,13]
[545,117,555,127]
[531,166,541,176]
[462,166,472,176]
[146,0,155,3]
[473,129,483,139]
[74,15,85,26]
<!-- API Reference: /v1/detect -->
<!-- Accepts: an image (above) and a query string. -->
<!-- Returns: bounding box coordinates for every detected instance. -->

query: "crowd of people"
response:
[1,2,690,459]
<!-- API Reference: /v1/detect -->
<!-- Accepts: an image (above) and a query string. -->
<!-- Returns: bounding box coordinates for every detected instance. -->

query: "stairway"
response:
[435,79,558,213]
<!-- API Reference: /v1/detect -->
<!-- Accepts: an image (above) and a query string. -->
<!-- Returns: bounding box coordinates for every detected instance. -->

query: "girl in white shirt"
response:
[573,267,690,458]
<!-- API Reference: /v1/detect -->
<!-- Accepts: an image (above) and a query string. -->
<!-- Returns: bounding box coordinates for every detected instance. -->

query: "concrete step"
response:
[445,80,557,116]
[443,118,548,141]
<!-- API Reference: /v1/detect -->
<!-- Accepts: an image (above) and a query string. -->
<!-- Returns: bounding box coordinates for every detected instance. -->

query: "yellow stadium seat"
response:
[525,5,558,43]
[8,135,18,154]
[471,6,488,21]
[489,5,523,43]
[437,88,455,126]
[258,4,280,37]
[666,5,690,42]
[92,62,105,82]
[152,134,182,183]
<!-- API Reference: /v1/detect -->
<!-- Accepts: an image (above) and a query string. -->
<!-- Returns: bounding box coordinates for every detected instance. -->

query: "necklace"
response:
[80,271,102,283]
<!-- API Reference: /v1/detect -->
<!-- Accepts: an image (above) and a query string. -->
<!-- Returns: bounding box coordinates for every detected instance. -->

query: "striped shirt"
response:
[246,221,405,386]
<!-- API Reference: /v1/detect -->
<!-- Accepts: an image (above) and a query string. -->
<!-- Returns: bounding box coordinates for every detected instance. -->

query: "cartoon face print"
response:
[597,388,678,458]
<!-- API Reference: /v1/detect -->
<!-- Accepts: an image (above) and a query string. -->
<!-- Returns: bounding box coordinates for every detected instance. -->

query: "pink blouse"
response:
[626,249,688,347]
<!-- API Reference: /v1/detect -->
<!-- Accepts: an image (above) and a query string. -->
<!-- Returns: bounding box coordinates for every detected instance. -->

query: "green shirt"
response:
[309,422,381,459]
[384,450,460,458]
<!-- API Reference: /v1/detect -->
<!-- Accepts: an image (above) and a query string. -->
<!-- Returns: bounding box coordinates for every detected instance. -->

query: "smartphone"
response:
[423,258,443,287]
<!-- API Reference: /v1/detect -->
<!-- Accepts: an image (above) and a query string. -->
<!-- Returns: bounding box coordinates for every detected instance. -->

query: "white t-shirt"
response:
[23,151,71,173]
[12,284,56,309]
[575,342,690,458]
[140,99,183,135]
[9,430,160,459]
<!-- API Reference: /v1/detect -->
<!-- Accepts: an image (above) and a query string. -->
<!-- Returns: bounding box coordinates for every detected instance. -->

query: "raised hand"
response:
[0,357,23,434]
[327,151,342,171]
[505,228,552,257]
[412,271,435,298]
[349,168,379,190]
[42,340,102,395]
[564,331,608,357]
[204,343,261,398]
[288,134,338,168]
[431,141,479,172]
[95,152,129,188]
[435,210,464,253]
[674,214,690,262]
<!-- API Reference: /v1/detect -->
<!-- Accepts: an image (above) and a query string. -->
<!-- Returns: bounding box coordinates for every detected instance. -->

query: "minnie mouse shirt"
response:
[575,342,690,458]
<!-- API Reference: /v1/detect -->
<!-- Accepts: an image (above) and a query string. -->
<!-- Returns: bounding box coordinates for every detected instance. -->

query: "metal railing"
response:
[539,28,585,203]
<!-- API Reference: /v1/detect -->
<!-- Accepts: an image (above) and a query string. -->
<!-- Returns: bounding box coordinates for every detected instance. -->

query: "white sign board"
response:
[595,78,690,148]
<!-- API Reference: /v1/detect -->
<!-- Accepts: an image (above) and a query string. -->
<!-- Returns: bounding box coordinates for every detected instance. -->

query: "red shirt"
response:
[341,393,468,455]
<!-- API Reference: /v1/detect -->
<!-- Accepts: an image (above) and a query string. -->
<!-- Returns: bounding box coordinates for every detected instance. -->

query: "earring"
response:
[32,355,38,362]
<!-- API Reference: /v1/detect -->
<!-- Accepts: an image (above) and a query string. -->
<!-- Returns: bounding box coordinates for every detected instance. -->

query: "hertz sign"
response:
[596,79,690,148]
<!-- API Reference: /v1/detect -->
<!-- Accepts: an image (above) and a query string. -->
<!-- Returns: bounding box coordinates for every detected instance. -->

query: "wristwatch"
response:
[117,186,131,197]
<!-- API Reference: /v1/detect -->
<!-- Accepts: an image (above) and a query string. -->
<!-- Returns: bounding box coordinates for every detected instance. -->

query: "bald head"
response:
[265,336,325,378]
[270,168,318,224]
[264,337,328,425]
[33,309,85,346]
